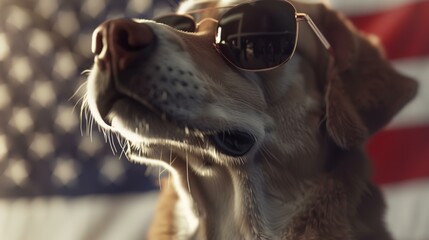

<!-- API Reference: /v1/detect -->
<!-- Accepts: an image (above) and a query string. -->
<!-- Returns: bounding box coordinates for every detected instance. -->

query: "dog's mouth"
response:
[93,81,256,159]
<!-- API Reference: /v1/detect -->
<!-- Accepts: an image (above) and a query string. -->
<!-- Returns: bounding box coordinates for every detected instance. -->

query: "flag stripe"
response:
[331,0,427,16]
[367,126,429,185]
[348,0,429,60]
[382,178,429,239]
[345,1,429,185]
[389,58,429,128]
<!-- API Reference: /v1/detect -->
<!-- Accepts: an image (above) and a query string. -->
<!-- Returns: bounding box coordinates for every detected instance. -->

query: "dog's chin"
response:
[94,98,257,173]
[106,98,192,142]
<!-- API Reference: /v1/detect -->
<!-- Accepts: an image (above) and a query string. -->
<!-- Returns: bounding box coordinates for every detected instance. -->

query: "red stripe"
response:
[367,125,429,185]
[349,0,429,60]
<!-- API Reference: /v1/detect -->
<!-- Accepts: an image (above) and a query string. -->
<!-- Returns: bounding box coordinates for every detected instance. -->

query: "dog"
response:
[84,0,417,239]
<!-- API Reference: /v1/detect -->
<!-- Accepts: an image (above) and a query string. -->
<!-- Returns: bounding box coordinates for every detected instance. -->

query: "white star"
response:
[153,3,173,16]
[53,51,77,80]
[0,83,11,110]
[55,105,79,132]
[29,29,54,55]
[35,0,59,19]
[8,107,34,133]
[99,157,126,184]
[29,133,55,159]
[54,10,80,37]
[5,6,31,30]
[52,157,80,186]
[127,0,153,14]
[4,158,29,186]
[0,33,10,61]
[106,10,124,20]
[0,134,7,161]
[78,135,103,156]
[81,0,106,19]
[76,32,93,58]
[30,80,56,107]
[9,57,33,83]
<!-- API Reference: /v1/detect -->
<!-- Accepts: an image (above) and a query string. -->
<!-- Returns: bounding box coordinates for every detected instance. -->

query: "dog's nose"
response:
[92,18,155,71]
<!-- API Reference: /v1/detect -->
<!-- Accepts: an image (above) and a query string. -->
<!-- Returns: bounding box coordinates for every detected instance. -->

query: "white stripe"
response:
[388,57,429,128]
[330,0,427,16]
[382,178,429,240]
[0,192,159,240]
[179,0,425,15]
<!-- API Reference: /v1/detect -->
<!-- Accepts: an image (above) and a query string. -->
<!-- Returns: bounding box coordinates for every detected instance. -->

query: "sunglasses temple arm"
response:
[296,13,334,56]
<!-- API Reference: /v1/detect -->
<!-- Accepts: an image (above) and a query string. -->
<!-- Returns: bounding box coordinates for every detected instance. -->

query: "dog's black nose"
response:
[92,19,155,71]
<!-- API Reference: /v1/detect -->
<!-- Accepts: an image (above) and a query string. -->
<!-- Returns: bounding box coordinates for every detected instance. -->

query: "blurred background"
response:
[0,0,427,239]
[0,1,176,239]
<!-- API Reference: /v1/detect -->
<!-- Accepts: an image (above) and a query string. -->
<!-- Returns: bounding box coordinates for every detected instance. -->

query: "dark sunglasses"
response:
[155,0,332,72]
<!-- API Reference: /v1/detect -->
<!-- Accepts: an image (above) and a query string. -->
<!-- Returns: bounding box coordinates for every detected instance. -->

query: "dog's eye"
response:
[211,130,255,157]
[154,15,196,32]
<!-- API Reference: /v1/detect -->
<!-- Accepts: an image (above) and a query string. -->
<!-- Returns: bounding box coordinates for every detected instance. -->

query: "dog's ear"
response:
[318,5,418,149]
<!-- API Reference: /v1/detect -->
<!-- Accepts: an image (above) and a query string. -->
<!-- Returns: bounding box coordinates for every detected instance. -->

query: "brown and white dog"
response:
[84,0,417,239]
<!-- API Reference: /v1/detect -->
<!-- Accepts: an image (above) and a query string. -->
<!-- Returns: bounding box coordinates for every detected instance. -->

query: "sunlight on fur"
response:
[84,0,417,239]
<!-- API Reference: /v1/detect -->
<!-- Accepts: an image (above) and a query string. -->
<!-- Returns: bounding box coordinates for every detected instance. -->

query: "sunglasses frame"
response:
[155,0,333,72]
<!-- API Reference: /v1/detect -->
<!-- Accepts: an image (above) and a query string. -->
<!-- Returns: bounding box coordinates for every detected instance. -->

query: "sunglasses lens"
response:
[216,1,297,70]
[155,15,196,32]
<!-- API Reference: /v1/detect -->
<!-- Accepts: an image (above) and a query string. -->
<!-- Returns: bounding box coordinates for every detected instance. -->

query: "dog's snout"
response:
[92,19,155,71]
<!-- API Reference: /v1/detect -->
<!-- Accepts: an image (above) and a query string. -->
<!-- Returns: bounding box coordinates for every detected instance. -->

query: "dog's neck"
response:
[165,153,318,239]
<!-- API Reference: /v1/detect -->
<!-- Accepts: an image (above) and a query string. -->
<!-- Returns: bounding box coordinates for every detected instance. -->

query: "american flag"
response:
[336,0,429,239]
[0,0,427,239]
[0,1,176,239]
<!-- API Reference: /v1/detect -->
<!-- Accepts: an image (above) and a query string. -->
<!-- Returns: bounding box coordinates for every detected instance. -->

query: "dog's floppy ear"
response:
[318,5,418,149]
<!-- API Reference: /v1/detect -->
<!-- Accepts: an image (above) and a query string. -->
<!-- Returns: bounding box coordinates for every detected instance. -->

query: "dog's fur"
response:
[85,0,417,239]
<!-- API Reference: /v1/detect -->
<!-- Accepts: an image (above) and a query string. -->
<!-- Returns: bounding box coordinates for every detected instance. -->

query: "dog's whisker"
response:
[117,134,128,159]
[124,140,132,161]
[85,113,90,136]
[118,138,124,157]
[81,69,92,76]
[169,145,173,166]
[261,144,281,164]
[112,132,119,153]
[68,82,88,102]
[158,166,162,190]
[101,128,106,139]
[168,146,173,188]
[158,149,163,190]
[159,166,169,175]
[88,120,93,140]
[79,98,88,136]
[260,145,280,171]
[185,149,192,194]
[107,132,116,155]
[195,136,207,164]
[87,112,93,138]
[260,146,278,175]
[318,115,328,129]
[120,139,129,158]
[84,109,90,135]
[73,95,86,115]
[170,155,178,165]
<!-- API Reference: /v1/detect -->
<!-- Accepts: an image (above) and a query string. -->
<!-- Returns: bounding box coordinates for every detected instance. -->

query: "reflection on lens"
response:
[218,33,295,69]
[155,15,196,32]
[216,0,297,70]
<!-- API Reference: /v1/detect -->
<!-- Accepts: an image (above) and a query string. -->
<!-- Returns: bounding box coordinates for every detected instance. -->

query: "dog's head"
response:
[85,0,416,190]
